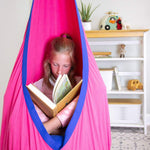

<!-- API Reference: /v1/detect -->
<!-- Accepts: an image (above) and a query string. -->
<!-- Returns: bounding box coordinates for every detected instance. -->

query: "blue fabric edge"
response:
[22,0,89,149]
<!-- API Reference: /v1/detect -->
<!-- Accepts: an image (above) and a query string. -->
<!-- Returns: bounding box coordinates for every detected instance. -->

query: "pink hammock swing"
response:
[0,0,111,149]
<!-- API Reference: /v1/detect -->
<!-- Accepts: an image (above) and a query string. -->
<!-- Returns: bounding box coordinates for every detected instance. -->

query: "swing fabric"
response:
[0,0,111,149]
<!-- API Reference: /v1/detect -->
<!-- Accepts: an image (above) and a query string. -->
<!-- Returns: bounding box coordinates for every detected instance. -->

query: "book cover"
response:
[26,75,82,118]
[114,67,121,90]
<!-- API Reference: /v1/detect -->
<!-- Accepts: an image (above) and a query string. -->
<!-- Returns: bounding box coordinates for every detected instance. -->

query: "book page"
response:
[53,74,72,104]
[27,84,56,109]
[56,80,82,113]
[52,74,62,101]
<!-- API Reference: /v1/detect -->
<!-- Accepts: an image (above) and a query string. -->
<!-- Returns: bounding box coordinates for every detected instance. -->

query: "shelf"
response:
[86,29,148,134]
[100,71,141,76]
[111,120,144,128]
[89,40,140,45]
[118,72,141,76]
[85,29,149,38]
[95,57,144,61]
[107,88,144,95]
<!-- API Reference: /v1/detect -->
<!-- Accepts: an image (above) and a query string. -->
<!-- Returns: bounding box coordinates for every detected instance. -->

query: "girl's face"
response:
[50,51,72,79]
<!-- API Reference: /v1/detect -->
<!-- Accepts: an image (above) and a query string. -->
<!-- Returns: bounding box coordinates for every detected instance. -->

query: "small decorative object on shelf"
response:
[78,1,100,31]
[122,20,130,30]
[127,79,143,91]
[99,11,122,30]
[116,18,122,30]
[119,44,126,58]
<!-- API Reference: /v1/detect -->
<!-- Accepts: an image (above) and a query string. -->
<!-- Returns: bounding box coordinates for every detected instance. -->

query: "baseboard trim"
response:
[147,114,150,125]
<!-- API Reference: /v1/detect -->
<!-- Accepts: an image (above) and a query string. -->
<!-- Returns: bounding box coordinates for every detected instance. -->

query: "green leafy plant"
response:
[78,1,100,22]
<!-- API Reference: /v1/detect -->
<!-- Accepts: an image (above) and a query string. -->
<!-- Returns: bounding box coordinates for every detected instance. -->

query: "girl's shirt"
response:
[34,78,52,123]
[33,76,81,127]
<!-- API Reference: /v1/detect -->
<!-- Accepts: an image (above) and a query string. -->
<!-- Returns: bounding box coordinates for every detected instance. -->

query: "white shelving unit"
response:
[86,29,149,134]
[95,58,144,61]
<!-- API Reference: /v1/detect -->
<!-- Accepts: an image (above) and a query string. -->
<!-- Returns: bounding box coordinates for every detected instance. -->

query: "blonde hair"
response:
[43,34,76,89]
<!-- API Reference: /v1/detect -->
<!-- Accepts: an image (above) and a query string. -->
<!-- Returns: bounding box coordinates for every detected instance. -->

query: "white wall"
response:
[0,0,150,128]
[0,0,31,127]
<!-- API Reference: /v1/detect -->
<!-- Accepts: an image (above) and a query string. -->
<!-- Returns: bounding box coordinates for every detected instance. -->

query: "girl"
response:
[34,34,81,134]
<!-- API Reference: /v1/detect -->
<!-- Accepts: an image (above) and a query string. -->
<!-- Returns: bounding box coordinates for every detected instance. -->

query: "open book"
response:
[26,74,82,118]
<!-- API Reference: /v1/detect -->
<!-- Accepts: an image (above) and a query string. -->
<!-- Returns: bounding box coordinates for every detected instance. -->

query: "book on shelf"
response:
[93,52,112,58]
[114,67,121,91]
[94,55,112,58]
[26,74,82,118]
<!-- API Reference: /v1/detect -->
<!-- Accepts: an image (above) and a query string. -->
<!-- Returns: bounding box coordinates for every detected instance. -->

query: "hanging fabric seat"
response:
[0,0,111,149]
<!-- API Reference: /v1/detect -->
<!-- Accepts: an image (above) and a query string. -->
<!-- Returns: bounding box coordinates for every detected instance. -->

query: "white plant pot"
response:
[82,22,92,31]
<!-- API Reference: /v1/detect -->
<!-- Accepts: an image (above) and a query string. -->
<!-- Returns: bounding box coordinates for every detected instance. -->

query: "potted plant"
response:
[78,1,100,30]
